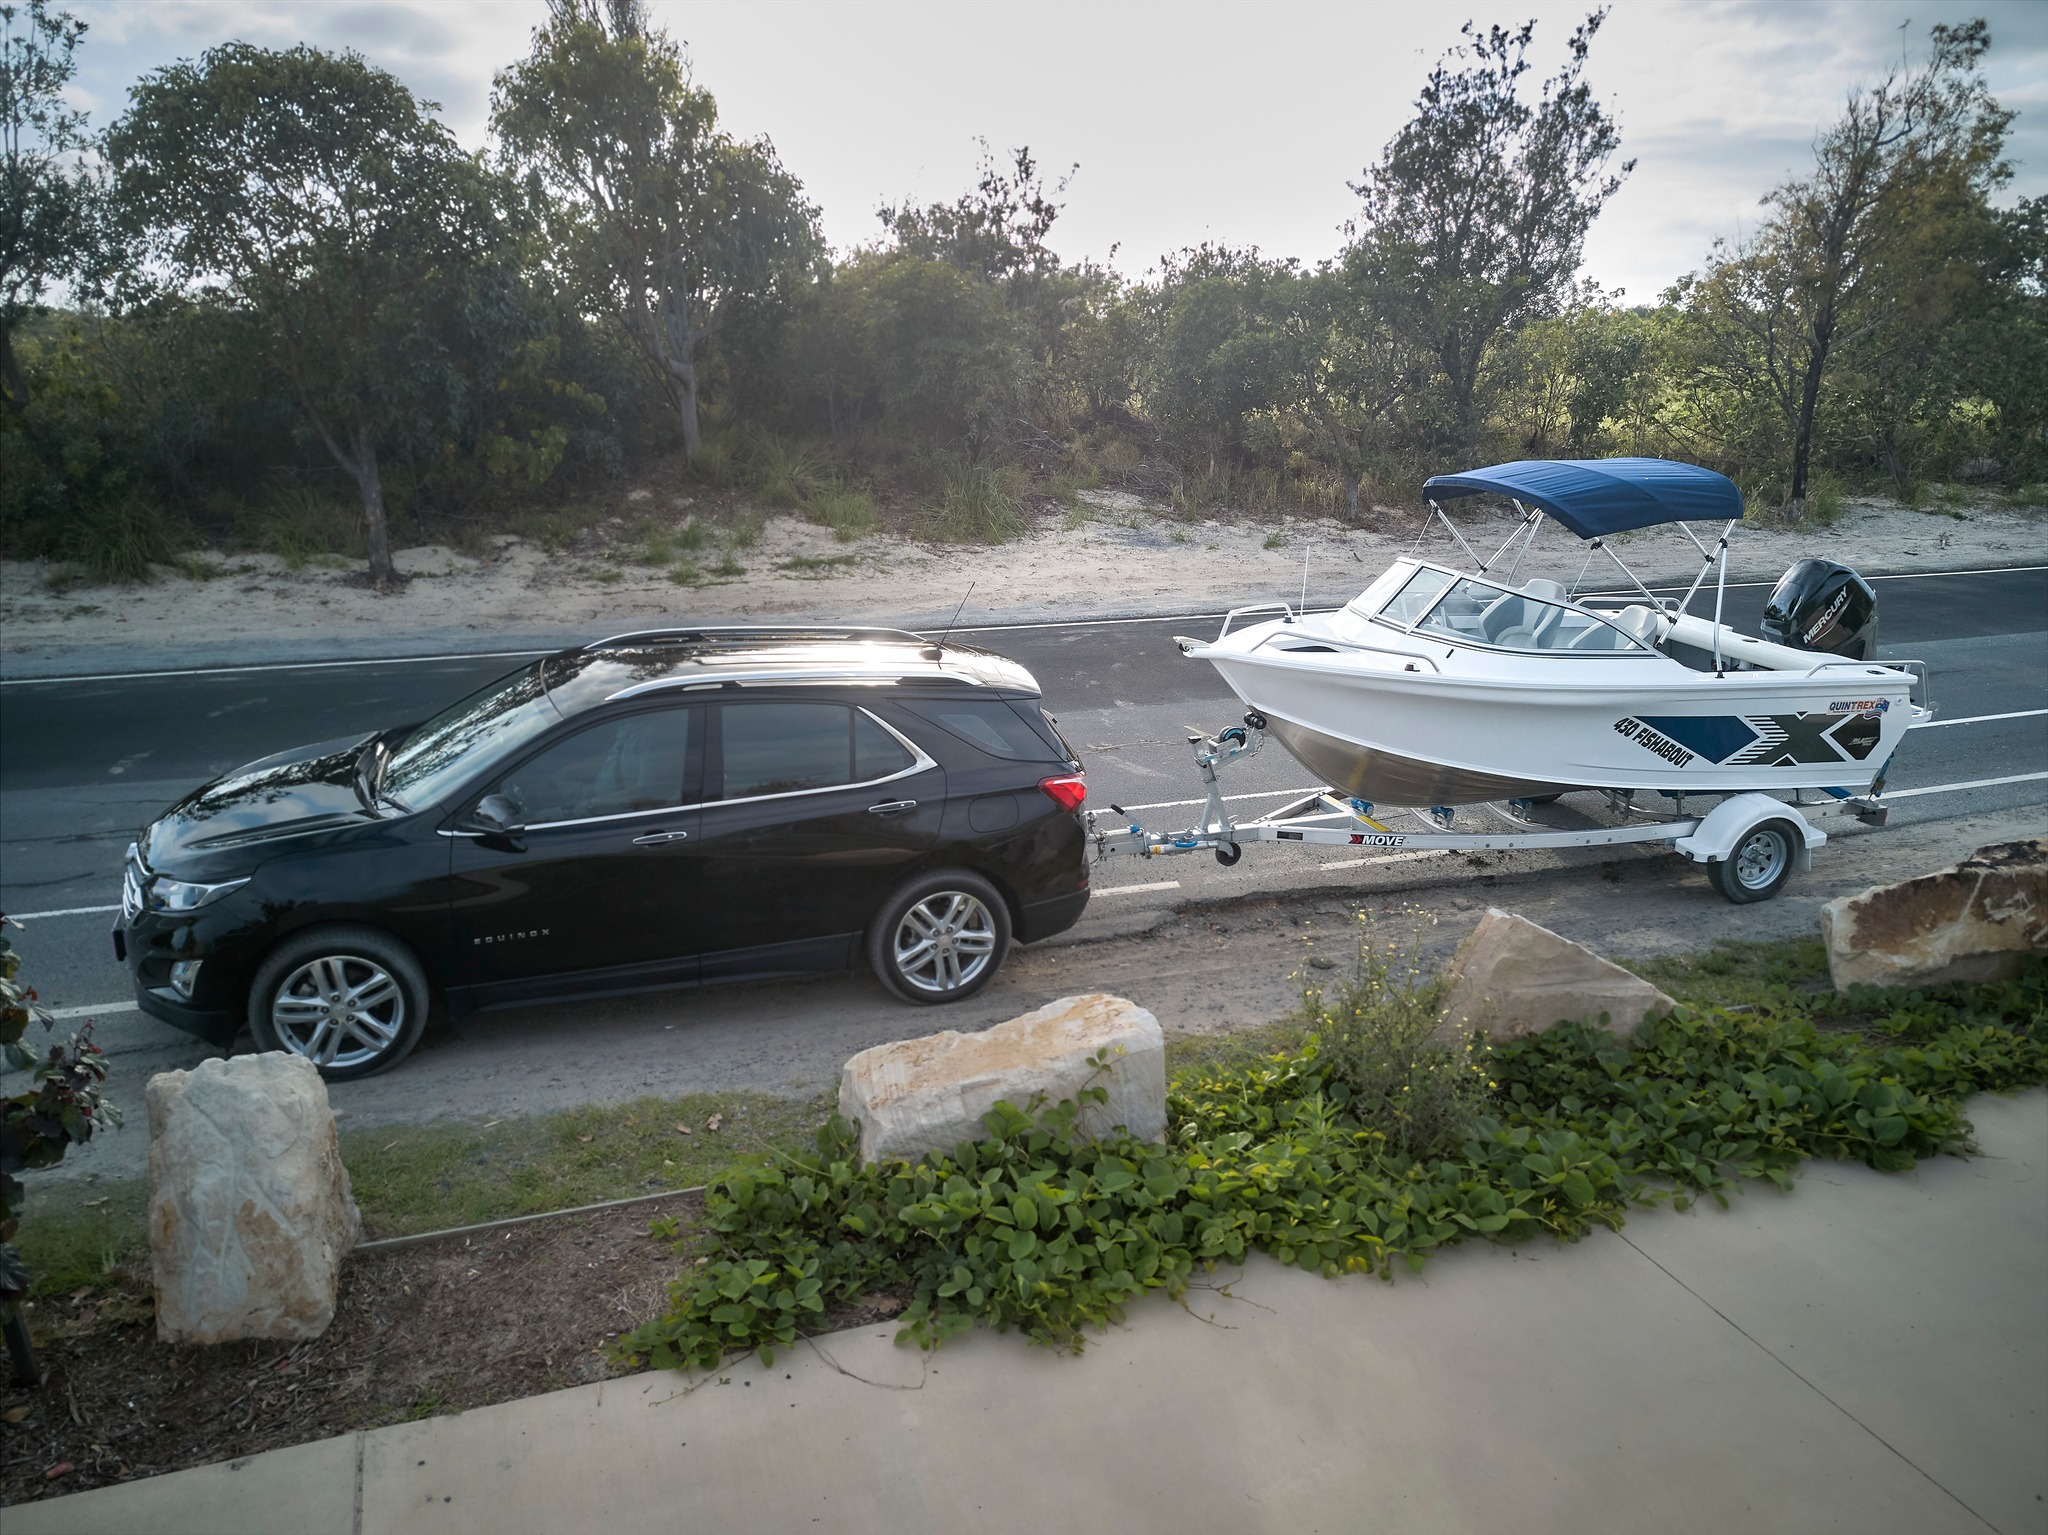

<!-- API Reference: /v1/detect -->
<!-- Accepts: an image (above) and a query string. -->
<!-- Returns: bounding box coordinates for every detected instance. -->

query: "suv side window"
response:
[718,702,917,801]
[900,698,1051,761]
[496,708,693,825]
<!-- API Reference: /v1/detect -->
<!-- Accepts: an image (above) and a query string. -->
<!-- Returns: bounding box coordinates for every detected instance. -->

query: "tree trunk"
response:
[671,357,701,462]
[348,422,398,588]
[1787,329,1830,521]
[0,320,26,421]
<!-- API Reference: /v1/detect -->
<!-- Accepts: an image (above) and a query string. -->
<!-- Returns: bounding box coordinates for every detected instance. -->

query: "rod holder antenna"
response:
[933,582,976,657]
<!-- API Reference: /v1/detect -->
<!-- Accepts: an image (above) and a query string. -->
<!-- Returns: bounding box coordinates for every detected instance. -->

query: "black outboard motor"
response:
[1760,558,1878,660]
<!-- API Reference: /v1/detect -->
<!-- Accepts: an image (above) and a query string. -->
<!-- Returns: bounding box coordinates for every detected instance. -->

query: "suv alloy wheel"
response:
[247,925,432,1079]
[868,869,1012,1003]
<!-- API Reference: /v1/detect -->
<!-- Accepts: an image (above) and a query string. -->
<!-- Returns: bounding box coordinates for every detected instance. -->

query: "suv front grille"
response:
[121,845,146,923]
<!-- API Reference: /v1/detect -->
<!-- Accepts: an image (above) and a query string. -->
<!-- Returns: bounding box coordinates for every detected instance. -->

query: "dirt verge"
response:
[0,1197,702,1505]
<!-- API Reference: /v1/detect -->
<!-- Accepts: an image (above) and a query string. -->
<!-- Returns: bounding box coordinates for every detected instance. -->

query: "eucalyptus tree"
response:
[492,0,819,461]
[1344,11,1631,453]
[1682,21,2010,514]
[0,0,93,422]
[105,44,507,586]
[879,142,1073,291]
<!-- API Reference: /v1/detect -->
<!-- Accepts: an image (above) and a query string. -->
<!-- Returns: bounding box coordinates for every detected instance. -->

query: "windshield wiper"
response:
[353,740,379,810]
[354,736,410,814]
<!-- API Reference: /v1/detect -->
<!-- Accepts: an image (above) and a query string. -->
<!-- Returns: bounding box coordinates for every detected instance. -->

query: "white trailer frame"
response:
[1086,718,1890,903]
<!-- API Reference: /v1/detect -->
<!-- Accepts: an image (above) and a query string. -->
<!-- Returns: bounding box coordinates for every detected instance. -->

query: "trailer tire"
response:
[1214,842,1243,867]
[1707,819,1799,904]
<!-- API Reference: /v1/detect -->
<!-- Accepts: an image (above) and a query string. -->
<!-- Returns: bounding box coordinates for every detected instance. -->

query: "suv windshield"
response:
[384,661,563,808]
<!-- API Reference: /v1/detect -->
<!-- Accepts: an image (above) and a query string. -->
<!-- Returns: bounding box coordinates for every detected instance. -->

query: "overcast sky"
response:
[64,0,2048,303]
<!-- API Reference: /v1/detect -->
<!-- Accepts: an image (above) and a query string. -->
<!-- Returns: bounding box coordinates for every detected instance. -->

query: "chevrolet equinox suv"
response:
[115,627,1091,1079]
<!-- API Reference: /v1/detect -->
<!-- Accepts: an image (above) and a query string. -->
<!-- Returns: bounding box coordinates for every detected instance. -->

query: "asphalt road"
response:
[2,564,2042,1174]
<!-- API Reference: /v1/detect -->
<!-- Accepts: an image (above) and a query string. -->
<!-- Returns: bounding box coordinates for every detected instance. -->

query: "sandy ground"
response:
[4,489,2044,668]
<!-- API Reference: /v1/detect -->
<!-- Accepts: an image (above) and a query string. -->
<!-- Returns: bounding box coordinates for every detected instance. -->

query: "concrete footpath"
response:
[13,1092,2046,1535]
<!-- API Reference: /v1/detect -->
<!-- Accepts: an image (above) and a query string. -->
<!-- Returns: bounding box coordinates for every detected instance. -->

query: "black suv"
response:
[116,627,1090,1079]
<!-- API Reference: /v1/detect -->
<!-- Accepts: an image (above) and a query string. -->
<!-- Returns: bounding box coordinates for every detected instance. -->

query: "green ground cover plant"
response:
[618,944,2046,1371]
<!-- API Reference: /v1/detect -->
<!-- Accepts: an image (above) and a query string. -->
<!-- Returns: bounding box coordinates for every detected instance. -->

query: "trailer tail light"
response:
[1038,773,1087,813]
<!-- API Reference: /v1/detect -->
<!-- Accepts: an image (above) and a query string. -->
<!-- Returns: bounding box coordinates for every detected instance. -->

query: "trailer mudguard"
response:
[1672,793,1824,871]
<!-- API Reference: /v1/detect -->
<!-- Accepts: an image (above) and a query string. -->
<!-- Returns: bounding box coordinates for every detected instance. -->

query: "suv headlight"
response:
[146,875,250,912]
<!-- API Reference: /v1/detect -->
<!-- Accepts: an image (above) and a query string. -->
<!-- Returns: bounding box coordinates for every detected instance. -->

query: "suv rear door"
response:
[684,696,943,978]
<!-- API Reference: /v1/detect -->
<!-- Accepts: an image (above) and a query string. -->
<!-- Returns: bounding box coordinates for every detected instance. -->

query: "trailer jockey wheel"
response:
[1707,819,1798,904]
[1215,843,1243,867]
[1243,711,1267,731]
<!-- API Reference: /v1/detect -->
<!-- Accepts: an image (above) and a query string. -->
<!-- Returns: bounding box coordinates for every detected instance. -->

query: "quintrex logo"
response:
[1615,709,1885,769]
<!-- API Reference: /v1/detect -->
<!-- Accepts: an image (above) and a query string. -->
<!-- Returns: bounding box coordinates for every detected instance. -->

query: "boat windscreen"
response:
[1375,567,1455,625]
[1413,578,1650,653]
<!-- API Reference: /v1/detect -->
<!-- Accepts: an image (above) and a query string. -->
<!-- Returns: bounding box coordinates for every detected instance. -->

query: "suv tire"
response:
[868,869,1011,1004]
[247,925,431,1080]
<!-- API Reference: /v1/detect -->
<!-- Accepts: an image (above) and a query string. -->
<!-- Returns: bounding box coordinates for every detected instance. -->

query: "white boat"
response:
[1182,458,1932,807]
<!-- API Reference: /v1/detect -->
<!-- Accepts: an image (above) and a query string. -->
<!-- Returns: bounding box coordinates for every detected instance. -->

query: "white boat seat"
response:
[1520,578,1569,602]
[1611,605,1663,645]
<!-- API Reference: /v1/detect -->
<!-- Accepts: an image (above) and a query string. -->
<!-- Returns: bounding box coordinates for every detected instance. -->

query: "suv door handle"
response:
[631,830,690,845]
[867,800,918,817]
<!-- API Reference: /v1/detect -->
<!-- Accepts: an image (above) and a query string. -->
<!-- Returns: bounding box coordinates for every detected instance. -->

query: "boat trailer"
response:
[1086,716,1892,904]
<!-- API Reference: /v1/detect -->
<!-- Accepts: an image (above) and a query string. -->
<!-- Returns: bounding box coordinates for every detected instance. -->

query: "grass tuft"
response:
[921,459,1027,543]
[803,488,878,542]
[57,496,185,584]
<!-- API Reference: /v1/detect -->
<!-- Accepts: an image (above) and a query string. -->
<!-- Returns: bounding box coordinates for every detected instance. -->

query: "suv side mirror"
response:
[471,793,525,836]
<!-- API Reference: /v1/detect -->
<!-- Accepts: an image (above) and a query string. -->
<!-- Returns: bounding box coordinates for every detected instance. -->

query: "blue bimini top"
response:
[1421,458,1743,540]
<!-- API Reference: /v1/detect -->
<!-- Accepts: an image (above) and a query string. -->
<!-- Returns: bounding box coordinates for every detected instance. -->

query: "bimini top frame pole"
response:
[1673,519,1740,618]
[1426,499,1545,578]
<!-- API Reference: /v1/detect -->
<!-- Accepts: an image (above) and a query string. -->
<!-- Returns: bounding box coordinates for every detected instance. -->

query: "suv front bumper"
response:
[117,869,254,1050]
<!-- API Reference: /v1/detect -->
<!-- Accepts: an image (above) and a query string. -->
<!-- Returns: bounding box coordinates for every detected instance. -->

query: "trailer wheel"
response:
[1707,819,1798,904]
[1214,842,1243,867]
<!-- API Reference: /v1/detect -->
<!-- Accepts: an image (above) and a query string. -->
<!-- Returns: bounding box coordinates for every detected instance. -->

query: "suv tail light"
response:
[1038,773,1087,813]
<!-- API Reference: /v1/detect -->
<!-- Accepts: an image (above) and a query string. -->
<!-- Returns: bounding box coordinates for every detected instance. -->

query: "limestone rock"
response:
[147,1053,361,1345]
[1821,838,2048,990]
[1433,908,1678,1045]
[839,993,1166,1164]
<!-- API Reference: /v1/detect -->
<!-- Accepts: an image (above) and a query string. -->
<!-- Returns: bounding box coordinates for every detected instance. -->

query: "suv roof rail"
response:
[584,624,931,651]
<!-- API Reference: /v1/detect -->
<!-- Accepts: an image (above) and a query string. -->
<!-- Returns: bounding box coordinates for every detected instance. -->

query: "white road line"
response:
[1319,850,1450,872]
[47,1001,139,1019]
[1878,771,2048,799]
[1911,708,2048,729]
[0,649,559,686]
[6,563,2041,686]
[1093,880,1182,897]
[8,904,121,921]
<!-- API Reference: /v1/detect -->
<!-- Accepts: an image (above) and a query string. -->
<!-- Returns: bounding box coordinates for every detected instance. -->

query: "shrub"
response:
[742,431,826,509]
[1299,916,1491,1157]
[2,917,120,1339]
[235,488,365,568]
[689,433,738,489]
[1804,469,1847,524]
[617,939,2044,1373]
[922,459,1027,543]
[57,496,185,584]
